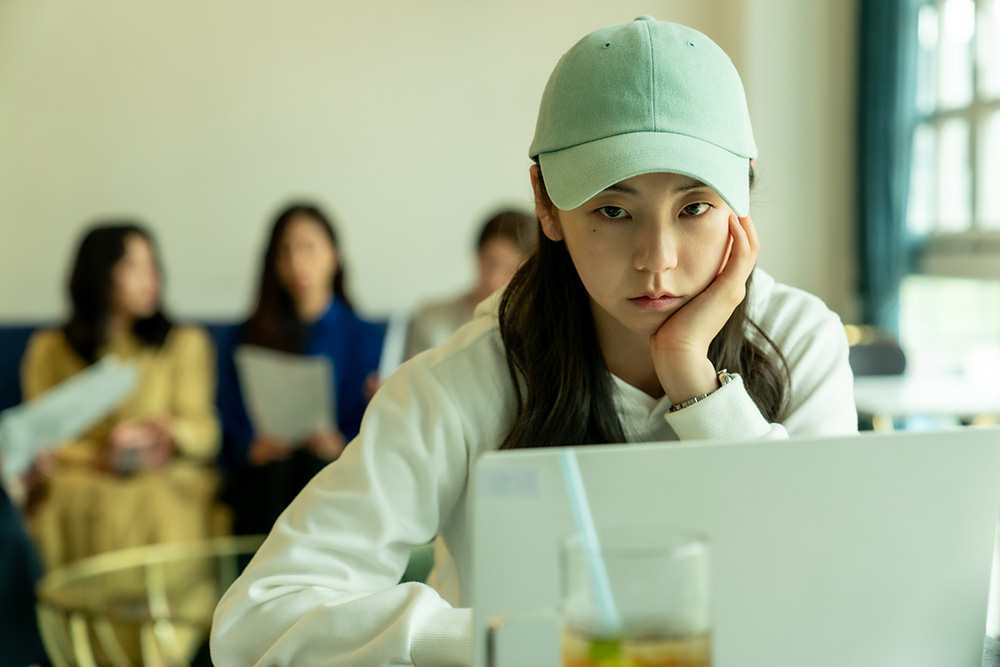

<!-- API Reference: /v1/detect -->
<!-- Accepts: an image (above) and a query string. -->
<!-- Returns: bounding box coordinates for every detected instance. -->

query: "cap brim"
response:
[537,132,752,217]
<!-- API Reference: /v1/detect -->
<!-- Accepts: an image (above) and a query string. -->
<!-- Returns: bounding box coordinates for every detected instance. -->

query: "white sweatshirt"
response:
[210,269,858,666]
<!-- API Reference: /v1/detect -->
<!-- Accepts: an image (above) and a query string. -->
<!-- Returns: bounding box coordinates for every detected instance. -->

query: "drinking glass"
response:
[560,529,711,667]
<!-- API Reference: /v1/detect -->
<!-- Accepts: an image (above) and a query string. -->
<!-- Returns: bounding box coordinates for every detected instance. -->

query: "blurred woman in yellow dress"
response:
[21,222,220,570]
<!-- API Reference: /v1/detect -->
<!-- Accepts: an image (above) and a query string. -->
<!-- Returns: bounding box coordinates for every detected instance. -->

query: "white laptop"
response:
[469,429,1000,667]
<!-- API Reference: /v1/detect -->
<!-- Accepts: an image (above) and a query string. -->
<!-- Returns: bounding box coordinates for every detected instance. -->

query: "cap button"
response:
[634,15,656,22]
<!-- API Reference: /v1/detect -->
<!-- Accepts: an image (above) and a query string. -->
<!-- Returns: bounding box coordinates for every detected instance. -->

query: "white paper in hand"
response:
[0,355,139,482]
[234,345,335,444]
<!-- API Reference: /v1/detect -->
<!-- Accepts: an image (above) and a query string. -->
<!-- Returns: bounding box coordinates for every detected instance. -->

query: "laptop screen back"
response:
[470,429,1000,667]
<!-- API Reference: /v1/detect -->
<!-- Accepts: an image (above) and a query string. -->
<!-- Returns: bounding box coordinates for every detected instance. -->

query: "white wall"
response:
[740,0,859,320]
[0,0,857,322]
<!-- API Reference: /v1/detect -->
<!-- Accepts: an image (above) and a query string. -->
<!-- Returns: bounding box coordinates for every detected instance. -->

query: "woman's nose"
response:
[288,252,309,273]
[634,222,678,273]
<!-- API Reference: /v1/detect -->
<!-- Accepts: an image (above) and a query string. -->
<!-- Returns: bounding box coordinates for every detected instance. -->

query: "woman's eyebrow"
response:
[602,177,710,196]
[602,183,640,195]
[673,178,709,194]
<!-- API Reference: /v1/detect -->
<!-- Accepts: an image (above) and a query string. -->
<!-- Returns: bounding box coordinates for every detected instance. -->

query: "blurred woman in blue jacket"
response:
[217,203,384,536]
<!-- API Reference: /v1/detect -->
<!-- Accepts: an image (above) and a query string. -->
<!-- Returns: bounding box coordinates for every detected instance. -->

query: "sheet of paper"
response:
[234,345,335,444]
[377,312,405,380]
[0,355,138,482]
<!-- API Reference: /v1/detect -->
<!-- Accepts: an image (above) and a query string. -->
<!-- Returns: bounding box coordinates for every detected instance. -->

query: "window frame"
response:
[910,0,1000,279]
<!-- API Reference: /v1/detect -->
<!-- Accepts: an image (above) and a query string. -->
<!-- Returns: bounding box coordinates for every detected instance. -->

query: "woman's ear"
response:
[530,164,564,242]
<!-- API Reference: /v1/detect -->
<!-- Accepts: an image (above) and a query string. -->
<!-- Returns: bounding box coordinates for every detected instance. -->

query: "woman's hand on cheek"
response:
[650,214,759,404]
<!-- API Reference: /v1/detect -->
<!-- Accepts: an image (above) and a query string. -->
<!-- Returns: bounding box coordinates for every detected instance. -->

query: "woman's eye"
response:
[598,206,629,220]
[681,202,711,216]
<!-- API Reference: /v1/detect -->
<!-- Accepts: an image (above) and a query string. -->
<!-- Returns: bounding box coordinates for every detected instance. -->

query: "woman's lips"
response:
[629,294,682,311]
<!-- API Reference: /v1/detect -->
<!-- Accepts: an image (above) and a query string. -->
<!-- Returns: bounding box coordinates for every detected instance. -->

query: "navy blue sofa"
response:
[0,322,240,414]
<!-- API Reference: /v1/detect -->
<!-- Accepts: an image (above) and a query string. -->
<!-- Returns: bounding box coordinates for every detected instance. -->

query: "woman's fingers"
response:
[657,214,758,346]
[695,214,757,316]
[734,214,760,272]
[719,215,757,286]
[650,212,761,400]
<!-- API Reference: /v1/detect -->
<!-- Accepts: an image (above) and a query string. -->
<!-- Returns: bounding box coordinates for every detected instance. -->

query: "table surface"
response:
[853,373,1000,419]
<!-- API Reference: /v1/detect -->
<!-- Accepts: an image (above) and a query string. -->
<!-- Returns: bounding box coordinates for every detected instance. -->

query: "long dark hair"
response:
[498,168,790,450]
[62,223,172,364]
[245,203,350,353]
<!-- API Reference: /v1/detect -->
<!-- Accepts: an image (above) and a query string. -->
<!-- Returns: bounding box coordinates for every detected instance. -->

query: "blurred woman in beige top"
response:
[21,222,220,570]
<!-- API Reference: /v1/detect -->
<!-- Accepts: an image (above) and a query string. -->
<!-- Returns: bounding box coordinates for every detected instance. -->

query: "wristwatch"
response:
[668,369,735,413]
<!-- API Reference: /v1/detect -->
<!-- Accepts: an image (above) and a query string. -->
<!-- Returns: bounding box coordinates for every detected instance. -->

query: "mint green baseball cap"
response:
[529,16,757,216]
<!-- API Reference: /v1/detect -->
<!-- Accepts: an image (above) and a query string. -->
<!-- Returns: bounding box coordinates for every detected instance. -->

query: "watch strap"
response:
[668,369,735,413]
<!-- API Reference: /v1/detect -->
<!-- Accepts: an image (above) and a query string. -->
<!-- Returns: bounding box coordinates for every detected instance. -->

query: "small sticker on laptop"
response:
[478,467,540,497]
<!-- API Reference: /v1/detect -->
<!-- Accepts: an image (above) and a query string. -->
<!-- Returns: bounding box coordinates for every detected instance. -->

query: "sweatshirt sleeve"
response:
[663,373,780,440]
[211,358,476,667]
[772,307,858,437]
[663,293,857,441]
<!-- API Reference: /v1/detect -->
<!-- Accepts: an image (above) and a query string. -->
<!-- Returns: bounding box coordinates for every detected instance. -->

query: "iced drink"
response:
[561,628,711,667]
[560,530,711,667]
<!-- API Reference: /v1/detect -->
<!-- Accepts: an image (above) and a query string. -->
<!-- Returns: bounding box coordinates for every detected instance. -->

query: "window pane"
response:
[916,4,939,114]
[908,123,937,234]
[900,275,1000,377]
[937,118,971,231]
[979,0,1000,99]
[938,0,975,109]
[980,111,1000,229]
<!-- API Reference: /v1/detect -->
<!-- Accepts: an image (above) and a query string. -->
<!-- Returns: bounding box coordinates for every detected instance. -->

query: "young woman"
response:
[216,203,385,536]
[404,208,535,360]
[21,223,220,568]
[211,18,857,666]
